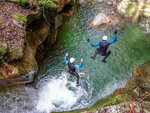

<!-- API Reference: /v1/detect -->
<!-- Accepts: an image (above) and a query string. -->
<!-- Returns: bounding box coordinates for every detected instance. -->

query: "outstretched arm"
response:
[64,53,69,64]
[89,41,100,47]
[86,38,100,47]
[108,30,118,45]
[75,58,83,68]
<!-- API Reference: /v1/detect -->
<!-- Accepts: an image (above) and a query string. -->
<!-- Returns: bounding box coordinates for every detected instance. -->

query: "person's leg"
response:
[91,48,100,60]
[102,51,111,63]
[73,72,80,85]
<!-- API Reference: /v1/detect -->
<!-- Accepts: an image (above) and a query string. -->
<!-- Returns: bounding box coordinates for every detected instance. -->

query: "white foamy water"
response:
[36,72,88,113]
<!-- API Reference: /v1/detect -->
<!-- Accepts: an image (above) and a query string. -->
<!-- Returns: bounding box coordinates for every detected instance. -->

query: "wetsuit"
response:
[89,34,117,61]
[64,56,82,84]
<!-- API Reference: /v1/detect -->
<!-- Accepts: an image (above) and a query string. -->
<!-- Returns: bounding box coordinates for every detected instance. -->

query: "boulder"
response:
[143,4,150,17]
[89,13,112,28]
[83,102,144,113]
[117,0,150,22]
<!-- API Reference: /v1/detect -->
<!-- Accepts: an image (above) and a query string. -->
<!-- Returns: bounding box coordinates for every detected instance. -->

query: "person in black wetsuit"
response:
[86,30,118,63]
[64,53,83,87]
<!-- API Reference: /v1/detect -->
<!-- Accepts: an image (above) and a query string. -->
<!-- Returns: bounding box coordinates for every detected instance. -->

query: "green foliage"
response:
[17,0,28,5]
[38,0,57,9]
[12,13,27,25]
[0,43,8,55]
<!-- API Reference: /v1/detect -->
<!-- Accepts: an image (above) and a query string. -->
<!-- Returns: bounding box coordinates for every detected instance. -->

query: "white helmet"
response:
[70,57,75,63]
[103,36,108,41]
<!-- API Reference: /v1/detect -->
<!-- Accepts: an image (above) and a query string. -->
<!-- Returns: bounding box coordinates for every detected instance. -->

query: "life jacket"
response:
[68,62,76,74]
[99,41,109,55]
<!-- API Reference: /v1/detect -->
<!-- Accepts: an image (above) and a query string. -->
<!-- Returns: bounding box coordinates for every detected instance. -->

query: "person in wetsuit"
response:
[86,30,118,63]
[64,53,83,86]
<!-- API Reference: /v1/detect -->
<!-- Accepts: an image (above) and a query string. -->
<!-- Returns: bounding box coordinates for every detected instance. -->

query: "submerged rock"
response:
[89,13,112,28]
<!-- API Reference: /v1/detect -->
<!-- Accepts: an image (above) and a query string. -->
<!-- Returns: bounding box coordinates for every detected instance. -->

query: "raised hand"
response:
[66,53,68,57]
[81,58,83,62]
[86,38,90,42]
[114,30,118,34]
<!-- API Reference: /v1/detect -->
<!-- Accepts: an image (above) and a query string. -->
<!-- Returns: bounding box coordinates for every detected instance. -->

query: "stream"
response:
[0,3,150,113]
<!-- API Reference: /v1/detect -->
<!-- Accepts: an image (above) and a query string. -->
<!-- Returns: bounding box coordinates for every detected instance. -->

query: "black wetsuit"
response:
[67,62,79,84]
[93,41,111,61]
[89,34,117,61]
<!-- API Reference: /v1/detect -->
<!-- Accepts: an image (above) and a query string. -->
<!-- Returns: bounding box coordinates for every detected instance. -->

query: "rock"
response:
[140,19,150,34]
[57,0,71,12]
[97,0,104,3]
[143,4,150,17]
[146,0,150,3]
[117,0,132,16]
[89,13,112,28]
[78,0,86,4]
[117,0,150,22]
[98,102,144,113]
[106,1,113,5]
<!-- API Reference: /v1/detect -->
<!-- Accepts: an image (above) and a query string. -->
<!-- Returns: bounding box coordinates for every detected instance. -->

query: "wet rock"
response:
[143,4,150,17]
[106,1,113,5]
[117,0,150,22]
[97,0,104,3]
[89,13,112,28]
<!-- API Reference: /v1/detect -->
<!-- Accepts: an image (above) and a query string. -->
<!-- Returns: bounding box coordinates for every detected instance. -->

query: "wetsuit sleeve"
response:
[89,41,100,47]
[64,56,69,64]
[75,62,83,68]
[108,34,117,45]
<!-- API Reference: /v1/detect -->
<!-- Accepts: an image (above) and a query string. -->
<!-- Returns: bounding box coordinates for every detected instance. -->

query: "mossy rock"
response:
[8,47,23,60]
[38,0,58,9]
[12,13,27,25]
[8,0,58,9]
[127,3,138,17]
[0,43,8,55]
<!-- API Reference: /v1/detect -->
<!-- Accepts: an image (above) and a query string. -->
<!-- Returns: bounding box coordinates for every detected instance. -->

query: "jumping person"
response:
[86,30,118,63]
[64,53,83,86]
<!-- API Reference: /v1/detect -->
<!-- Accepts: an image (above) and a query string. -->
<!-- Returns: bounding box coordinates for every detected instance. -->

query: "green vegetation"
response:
[127,4,137,17]
[18,69,26,75]
[12,13,27,25]
[8,47,23,60]
[0,43,8,55]
[17,0,28,5]
[38,0,57,9]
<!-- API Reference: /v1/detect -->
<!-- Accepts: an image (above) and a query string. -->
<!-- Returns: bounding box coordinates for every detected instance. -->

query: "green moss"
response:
[127,4,137,17]
[38,0,57,9]
[12,13,27,25]
[17,0,28,5]
[18,69,26,75]
[0,43,8,55]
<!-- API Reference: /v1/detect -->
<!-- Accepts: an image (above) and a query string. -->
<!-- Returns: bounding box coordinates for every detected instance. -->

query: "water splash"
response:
[36,73,88,113]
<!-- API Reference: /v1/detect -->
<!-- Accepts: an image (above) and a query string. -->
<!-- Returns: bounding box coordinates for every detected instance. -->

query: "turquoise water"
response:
[36,3,150,112]
[0,3,150,113]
